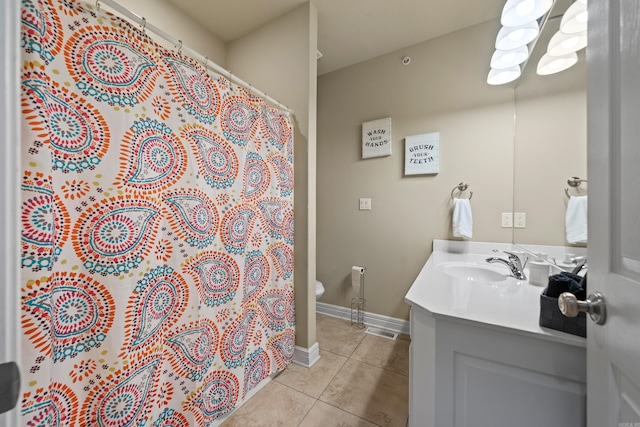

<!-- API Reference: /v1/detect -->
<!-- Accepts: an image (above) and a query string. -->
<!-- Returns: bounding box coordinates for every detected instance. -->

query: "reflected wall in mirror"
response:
[513,0,587,246]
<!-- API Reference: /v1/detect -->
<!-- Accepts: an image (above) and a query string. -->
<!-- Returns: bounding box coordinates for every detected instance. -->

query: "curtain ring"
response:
[140,17,147,33]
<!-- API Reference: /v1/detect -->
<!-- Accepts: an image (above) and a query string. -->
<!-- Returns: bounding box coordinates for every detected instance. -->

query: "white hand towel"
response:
[566,195,588,244]
[452,198,473,239]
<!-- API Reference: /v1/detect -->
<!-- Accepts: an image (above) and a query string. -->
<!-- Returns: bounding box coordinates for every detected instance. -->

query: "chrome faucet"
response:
[486,250,527,280]
[570,256,587,275]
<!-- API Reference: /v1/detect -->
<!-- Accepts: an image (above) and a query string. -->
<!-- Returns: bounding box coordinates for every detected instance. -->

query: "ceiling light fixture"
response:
[537,51,578,75]
[489,0,589,84]
[487,65,522,85]
[488,0,554,85]
[495,21,540,50]
[560,1,588,34]
[547,30,587,56]
[490,45,529,69]
[501,0,553,27]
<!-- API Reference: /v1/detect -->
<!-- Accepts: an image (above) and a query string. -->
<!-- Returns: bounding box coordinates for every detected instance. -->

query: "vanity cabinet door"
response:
[408,309,586,427]
[434,320,586,427]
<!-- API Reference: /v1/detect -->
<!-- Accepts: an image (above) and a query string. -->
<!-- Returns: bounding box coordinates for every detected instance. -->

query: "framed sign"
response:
[362,117,392,159]
[405,132,439,175]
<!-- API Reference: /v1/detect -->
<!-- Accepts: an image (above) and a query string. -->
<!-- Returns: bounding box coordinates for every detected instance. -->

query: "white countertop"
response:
[405,240,586,347]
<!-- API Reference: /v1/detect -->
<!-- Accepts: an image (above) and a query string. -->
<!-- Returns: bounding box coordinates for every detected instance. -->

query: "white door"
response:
[587,0,640,425]
[0,0,22,425]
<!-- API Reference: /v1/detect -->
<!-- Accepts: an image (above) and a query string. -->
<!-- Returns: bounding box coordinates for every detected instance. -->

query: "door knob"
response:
[558,291,607,325]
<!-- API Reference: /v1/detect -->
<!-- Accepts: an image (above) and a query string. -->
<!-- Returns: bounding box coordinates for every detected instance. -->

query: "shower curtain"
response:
[20,0,295,425]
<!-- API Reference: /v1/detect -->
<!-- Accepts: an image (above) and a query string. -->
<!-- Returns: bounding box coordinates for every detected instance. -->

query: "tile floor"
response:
[221,314,410,427]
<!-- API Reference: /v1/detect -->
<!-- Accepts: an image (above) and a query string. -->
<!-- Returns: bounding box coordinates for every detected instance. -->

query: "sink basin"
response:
[437,262,507,282]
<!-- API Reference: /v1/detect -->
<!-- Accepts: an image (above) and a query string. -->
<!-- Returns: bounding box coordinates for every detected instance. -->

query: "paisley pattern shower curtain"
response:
[20,0,295,425]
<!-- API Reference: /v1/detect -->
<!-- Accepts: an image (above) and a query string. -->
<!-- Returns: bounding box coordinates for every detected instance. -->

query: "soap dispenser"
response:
[529,253,550,287]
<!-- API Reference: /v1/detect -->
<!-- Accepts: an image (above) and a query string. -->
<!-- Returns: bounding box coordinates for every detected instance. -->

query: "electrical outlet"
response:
[514,212,526,228]
[359,198,372,210]
[501,213,513,228]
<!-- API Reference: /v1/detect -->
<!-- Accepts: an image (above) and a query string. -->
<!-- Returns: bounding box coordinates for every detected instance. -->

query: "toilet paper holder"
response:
[351,266,366,329]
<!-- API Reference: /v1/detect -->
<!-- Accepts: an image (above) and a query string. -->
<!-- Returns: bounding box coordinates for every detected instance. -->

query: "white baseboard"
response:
[316,302,410,335]
[293,342,321,368]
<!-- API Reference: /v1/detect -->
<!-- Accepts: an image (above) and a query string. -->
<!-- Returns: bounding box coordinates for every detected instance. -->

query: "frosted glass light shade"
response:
[537,51,578,75]
[501,0,553,27]
[487,66,521,85]
[495,21,540,50]
[490,45,529,69]
[560,1,588,34]
[548,30,587,56]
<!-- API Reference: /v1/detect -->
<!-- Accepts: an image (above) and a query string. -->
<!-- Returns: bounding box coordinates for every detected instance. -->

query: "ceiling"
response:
[166,0,507,75]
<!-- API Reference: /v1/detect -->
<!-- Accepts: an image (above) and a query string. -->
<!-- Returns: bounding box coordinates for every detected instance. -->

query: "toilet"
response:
[315,280,325,301]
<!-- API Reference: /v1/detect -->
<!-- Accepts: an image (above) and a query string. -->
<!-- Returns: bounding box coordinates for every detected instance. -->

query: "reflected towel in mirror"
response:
[566,195,587,244]
[452,198,473,239]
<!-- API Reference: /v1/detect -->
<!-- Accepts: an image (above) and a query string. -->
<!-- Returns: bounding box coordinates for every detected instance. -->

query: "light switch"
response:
[359,198,372,210]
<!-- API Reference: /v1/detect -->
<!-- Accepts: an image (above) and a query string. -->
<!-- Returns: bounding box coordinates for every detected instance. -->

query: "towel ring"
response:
[565,176,587,198]
[451,182,473,200]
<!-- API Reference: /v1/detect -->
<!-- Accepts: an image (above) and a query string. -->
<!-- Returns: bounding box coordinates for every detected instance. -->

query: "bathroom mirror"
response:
[512,0,587,247]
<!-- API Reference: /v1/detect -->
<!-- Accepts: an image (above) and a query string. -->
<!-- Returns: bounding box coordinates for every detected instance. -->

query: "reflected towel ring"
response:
[565,176,587,198]
[451,182,473,200]
[565,188,588,198]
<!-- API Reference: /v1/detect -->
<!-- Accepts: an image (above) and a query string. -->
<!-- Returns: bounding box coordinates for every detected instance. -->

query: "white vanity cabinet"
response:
[408,307,586,427]
[405,240,587,427]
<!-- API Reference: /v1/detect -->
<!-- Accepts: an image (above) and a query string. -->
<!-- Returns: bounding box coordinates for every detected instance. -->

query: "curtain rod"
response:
[98,0,295,116]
